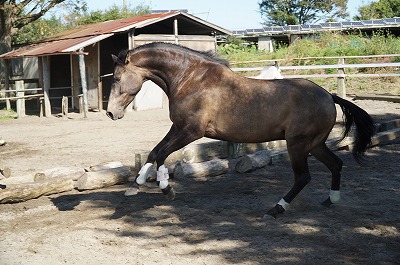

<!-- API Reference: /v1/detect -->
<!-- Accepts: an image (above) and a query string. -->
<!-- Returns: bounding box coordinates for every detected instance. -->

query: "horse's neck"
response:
[136,49,191,97]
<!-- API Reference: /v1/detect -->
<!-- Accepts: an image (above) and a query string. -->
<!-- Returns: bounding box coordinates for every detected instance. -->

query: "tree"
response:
[0,0,83,84]
[259,0,349,26]
[66,3,150,27]
[0,0,83,55]
[355,0,400,20]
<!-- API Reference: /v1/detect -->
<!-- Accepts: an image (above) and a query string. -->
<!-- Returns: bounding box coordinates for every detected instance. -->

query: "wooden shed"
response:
[0,11,231,116]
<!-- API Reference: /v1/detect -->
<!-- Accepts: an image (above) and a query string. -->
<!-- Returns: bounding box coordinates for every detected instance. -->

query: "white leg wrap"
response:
[159,180,169,190]
[136,163,153,185]
[157,165,169,190]
[329,190,341,203]
[277,198,289,210]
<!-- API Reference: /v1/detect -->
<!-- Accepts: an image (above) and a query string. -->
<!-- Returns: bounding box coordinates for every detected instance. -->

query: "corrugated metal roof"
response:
[44,12,172,41]
[0,11,231,59]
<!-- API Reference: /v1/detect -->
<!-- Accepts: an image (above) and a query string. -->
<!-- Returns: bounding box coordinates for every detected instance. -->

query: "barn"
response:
[0,11,231,116]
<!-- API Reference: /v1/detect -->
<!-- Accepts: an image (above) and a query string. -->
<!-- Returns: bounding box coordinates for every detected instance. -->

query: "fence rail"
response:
[232,58,400,98]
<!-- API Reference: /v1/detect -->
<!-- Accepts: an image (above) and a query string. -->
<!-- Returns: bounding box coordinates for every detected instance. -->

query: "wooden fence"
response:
[231,54,400,98]
[0,81,83,118]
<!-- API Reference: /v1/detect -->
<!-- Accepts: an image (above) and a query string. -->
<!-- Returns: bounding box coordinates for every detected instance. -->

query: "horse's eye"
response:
[114,77,120,82]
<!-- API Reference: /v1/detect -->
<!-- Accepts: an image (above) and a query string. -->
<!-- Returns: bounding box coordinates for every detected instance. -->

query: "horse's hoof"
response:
[262,213,276,221]
[165,187,176,201]
[321,197,333,208]
[264,204,285,219]
[124,183,140,196]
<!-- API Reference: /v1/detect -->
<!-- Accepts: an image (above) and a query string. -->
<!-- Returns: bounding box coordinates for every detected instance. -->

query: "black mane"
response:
[118,42,230,67]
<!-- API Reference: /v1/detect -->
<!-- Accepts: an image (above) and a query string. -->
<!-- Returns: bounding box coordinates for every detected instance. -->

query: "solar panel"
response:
[320,22,341,28]
[233,17,399,36]
[272,26,284,32]
[383,18,396,23]
[310,24,322,29]
[289,25,301,31]
[253,28,264,33]
[342,21,364,27]
[362,19,385,25]
[232,30,246,35]
[352,21,364,26]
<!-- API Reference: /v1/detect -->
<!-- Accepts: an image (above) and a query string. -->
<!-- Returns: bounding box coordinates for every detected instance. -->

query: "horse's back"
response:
[196,76,337,143]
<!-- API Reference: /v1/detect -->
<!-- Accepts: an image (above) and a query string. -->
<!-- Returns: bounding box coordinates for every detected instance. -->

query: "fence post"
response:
[78,48,88,118]
[62,96,68,117]
[42,56,52,117]
[15,80,25,118]
[4,59,11,110]
[337,58,346,98]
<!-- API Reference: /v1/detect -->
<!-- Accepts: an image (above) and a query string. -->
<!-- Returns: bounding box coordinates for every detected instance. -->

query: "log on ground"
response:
[77,166,132,191]
[87,161,124,172]
[0,177,75,204]
[235,150,272,173]
[174,158,230,180]
[34,166,85,182]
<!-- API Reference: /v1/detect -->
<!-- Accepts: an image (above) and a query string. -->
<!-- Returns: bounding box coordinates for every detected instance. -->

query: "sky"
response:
[84,0,368,31]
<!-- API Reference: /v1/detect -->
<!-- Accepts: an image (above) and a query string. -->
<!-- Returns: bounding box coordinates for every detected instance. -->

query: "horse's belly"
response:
[205,121,285,143]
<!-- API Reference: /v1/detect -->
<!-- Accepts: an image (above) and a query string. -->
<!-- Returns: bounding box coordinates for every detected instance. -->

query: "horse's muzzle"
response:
[106,111,118,120]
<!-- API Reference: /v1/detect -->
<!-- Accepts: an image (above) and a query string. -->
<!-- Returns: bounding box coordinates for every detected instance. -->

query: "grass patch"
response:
[0,109,17,120]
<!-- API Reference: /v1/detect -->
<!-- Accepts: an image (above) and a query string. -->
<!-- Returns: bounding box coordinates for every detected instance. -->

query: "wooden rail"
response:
[232,59,400,98]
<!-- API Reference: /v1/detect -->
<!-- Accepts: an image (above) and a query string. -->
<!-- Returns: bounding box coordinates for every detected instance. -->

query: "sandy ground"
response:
[0,99,399,265]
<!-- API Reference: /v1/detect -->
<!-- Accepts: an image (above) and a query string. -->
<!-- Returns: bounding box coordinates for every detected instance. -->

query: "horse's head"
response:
[106,52,145,120]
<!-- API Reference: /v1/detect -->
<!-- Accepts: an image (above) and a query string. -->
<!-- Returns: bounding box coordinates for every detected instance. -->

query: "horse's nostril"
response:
[106,112,113,120]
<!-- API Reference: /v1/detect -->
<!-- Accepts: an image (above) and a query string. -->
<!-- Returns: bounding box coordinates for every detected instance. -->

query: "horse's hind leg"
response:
[310,142,343,207]
[266,140,311,218]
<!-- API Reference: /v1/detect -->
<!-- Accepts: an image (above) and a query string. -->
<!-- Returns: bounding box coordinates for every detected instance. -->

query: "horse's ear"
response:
[124,51,131,64]
[112,54,123,66]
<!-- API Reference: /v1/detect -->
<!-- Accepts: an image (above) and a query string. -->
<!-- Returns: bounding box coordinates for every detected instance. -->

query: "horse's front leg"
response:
[153,125,203,200]
[125,125,179,196]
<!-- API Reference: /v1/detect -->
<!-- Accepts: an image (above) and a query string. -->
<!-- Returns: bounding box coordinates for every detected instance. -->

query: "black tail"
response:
[332,94,375,161]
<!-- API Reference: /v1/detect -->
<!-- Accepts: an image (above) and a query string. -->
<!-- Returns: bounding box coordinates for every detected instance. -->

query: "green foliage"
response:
[68,3,151,27]
[218,31,400,63]
[259,0,349,26]
[355,0,400,20]
[13,16,67,45]
[217,37,269,64]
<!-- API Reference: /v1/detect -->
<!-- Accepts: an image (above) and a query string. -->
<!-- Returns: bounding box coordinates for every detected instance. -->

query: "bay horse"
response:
[106,42,375,218]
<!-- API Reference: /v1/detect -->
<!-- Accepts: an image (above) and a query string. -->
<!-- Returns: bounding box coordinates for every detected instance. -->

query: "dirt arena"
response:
[0,99,399,264]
